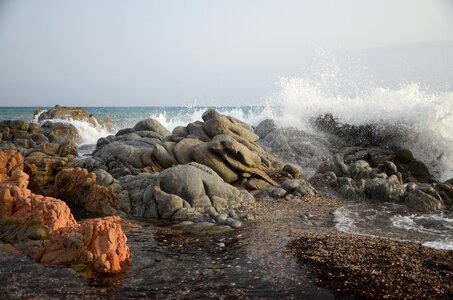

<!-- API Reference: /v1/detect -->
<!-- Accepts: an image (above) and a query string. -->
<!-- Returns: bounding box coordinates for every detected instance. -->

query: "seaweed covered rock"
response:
[0,150,130,274]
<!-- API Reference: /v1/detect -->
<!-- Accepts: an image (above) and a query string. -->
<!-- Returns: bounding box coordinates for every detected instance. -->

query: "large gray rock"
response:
[191,134,276,184]
[41,121,81,144]
[133,118,171,137]
[137,163,254,220]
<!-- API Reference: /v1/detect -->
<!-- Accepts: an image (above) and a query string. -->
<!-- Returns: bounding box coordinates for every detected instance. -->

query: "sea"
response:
[1,75,453,251]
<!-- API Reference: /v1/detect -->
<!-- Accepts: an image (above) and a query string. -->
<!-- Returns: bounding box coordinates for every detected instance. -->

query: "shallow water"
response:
[334,203,453,250]
[0,213,339,299]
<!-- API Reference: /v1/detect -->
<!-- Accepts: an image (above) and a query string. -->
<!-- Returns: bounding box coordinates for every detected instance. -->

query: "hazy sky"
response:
[0,0,452,106]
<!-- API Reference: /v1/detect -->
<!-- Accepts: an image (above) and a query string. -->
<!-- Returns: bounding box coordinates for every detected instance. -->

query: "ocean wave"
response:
[36,118,112,146]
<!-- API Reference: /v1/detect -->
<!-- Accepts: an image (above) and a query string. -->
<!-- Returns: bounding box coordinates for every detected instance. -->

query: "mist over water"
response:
[268,57,453,181]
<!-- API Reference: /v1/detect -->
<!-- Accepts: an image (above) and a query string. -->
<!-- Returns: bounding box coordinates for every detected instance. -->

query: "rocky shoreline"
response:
[1,105,452,298]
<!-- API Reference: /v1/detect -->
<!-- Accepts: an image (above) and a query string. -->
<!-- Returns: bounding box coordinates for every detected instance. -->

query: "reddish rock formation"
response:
[24,142,77,196]
[0,150,130,274]
[54,167,118,215]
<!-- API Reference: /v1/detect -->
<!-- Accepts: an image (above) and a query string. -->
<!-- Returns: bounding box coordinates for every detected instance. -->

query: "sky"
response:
[0,0,452,106]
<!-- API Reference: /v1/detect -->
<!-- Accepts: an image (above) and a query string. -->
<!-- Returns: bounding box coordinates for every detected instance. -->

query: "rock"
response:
[0,120,49,154]
[366,149,396,167]
[436,182,453,208]
[395,148,414,163]
[282,164,302,179]
[364,177,402,202]
[93,140,158,178]
[173,138,203,164]
[133,118,170,137]
[191,134,277,184]
[36,105,116,133]
[41,121,81,144]
[24,143,77,196]
[405,189,445,213]
[407,160,433,183]
[201,109,258,142]
[151,142,178,169]
[314,113,409,147]
[187,122,211,142]
[137,163,254,220]
[254,119,278,139]
[0,149,24,180]
[244,178,271,190]
[281,179,316,196]
[0,150,130,274]
[268,187,287,198]
[120,173,158,217]
[257,121,334,175]
[383,161,398,176]
[349,160,372,181]
[317,153,349,177]
[54,168,119,215]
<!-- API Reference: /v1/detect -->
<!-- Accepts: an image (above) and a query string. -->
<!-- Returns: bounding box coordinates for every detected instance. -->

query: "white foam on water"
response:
[333,206,360,233]
[270,76,453,181]
[334,203,453,251]
[37,118,112,146]
[147,106,274,133]
[422,240,453,251]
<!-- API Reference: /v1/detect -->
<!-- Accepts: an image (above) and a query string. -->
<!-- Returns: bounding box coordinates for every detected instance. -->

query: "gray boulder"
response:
[364,176,403,202]
[281,178,316,196]
[133,118,171,137]
[137,163,254,220]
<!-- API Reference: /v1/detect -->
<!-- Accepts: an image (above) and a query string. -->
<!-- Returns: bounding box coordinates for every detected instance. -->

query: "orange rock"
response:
[0,149,23,181]
[24,144,75,196]
[0,150,130,274]
[54,167,118,215]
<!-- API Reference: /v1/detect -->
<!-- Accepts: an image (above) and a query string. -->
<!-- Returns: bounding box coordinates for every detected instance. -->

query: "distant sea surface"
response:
[0,106,265,130]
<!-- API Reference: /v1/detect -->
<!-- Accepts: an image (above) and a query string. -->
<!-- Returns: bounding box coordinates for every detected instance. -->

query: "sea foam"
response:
[334,203,453,251]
